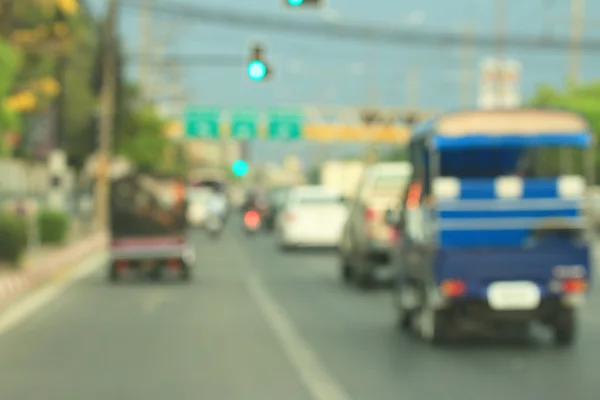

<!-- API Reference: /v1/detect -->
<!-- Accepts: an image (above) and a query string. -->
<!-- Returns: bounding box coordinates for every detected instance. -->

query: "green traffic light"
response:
[247,60,267,81]
[232,160,249,177]
[288,0,303,5]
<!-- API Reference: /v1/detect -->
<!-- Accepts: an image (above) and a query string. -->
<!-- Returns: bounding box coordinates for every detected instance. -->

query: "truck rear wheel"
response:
[108,264,119,283]
[181,264,191,282]
[553,307,576,347]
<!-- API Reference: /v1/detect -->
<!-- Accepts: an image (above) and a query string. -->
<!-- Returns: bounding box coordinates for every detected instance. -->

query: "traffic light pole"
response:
[95,0,118,231]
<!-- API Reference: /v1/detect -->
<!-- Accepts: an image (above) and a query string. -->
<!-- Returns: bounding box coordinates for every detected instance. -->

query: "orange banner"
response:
[303,124,410,143]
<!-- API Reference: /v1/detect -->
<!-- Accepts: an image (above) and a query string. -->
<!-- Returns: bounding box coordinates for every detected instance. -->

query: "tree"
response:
[530,83,600,134]
[116,103,170,173]
[530,82,600,175]
[5,0,99,163]
[0,38,21,154]
[4,0,174,172]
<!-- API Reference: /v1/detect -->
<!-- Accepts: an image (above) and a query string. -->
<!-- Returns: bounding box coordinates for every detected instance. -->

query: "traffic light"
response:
[232,160,249,177]
[247,44,271,81]
[283,0,322,7]
[404,112,420,126]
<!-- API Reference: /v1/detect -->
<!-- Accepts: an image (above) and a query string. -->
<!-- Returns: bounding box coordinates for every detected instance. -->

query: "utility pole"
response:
[139,0,152,95]
[460,25,474,108]
[96,0,118,230]
[568,0,585,85]
[494,0,507,101]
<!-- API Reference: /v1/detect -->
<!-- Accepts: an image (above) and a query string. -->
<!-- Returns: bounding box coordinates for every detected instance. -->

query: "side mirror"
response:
[384,208,400,226]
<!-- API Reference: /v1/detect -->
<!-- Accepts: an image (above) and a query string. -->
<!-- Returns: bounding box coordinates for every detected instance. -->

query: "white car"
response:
[276,186,348,249]
[186,188,212,227]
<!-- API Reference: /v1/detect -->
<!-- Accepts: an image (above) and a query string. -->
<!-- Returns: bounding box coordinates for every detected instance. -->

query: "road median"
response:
[0,231,107,309]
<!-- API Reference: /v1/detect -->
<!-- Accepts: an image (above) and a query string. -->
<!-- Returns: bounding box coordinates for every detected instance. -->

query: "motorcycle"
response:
[243,209,262,235]
[205,213,224,238]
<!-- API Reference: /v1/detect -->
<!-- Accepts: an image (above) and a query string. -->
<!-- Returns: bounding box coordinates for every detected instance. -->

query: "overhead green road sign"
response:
[230,110,259,140]
[184,108,220,139]
[268,110,303,140]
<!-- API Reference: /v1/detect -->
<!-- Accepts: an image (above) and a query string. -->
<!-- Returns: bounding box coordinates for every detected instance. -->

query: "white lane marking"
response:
[247,274,352,400]
[141,290,170,315]
[0,252,106,336]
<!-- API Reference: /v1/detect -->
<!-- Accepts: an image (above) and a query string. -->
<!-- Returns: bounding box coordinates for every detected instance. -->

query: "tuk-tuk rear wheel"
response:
[108,264,119,283]
[553,307,576,347]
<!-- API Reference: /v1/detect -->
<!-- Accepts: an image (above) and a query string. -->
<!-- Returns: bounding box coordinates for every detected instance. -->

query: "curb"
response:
[0,232,107,309]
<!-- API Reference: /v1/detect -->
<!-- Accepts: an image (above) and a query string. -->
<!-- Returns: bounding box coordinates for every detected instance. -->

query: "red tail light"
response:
[244,210,260,227]
[562,279,587,293]
[389,227,399,243]
[365,208,376,221]
[440,279,466,297]
[115,260,128,270]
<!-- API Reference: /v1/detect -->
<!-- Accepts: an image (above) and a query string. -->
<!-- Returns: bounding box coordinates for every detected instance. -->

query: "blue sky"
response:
[87,0,600,165]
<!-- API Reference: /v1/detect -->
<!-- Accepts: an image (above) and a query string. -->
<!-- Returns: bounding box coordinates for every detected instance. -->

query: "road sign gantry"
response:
[183,107,426,143]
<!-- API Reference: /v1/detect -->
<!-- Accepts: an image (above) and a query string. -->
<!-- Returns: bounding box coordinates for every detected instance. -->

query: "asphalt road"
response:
[0,223,600,400]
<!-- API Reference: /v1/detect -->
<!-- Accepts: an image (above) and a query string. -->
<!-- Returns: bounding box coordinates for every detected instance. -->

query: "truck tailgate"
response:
[110,236,188,259]
[434,246,590,297]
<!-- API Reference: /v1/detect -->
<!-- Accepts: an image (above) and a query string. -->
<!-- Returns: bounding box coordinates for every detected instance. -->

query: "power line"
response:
[118,0,600,52]
[126,53,244,65]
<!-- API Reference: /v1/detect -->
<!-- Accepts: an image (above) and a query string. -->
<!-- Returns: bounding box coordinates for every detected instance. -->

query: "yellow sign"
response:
[303,124,410,143]
[34,77,61,96]
[56,0,79,14]
[5,91,37,112]
[164,121,183,139]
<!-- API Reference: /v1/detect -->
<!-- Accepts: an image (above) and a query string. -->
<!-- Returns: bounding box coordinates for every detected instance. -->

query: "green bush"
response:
[0,213,27,266]
[38,210,70,244]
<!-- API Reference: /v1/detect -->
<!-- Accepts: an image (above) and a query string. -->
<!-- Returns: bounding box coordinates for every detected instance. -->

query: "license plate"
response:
[487,281,541,310]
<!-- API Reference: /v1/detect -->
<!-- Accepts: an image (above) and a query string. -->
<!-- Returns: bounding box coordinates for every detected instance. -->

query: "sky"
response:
[86,0,600,166]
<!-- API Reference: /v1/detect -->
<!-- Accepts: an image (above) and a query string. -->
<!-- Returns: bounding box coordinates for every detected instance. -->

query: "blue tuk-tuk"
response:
[388,108,594,346]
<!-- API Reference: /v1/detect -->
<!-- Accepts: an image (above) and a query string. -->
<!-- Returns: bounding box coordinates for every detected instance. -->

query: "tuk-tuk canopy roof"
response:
[412,108,592,150]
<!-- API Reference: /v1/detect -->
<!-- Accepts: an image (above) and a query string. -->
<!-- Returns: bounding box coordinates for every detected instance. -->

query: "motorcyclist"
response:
[207,189,227,223]
[243,188,258,212]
